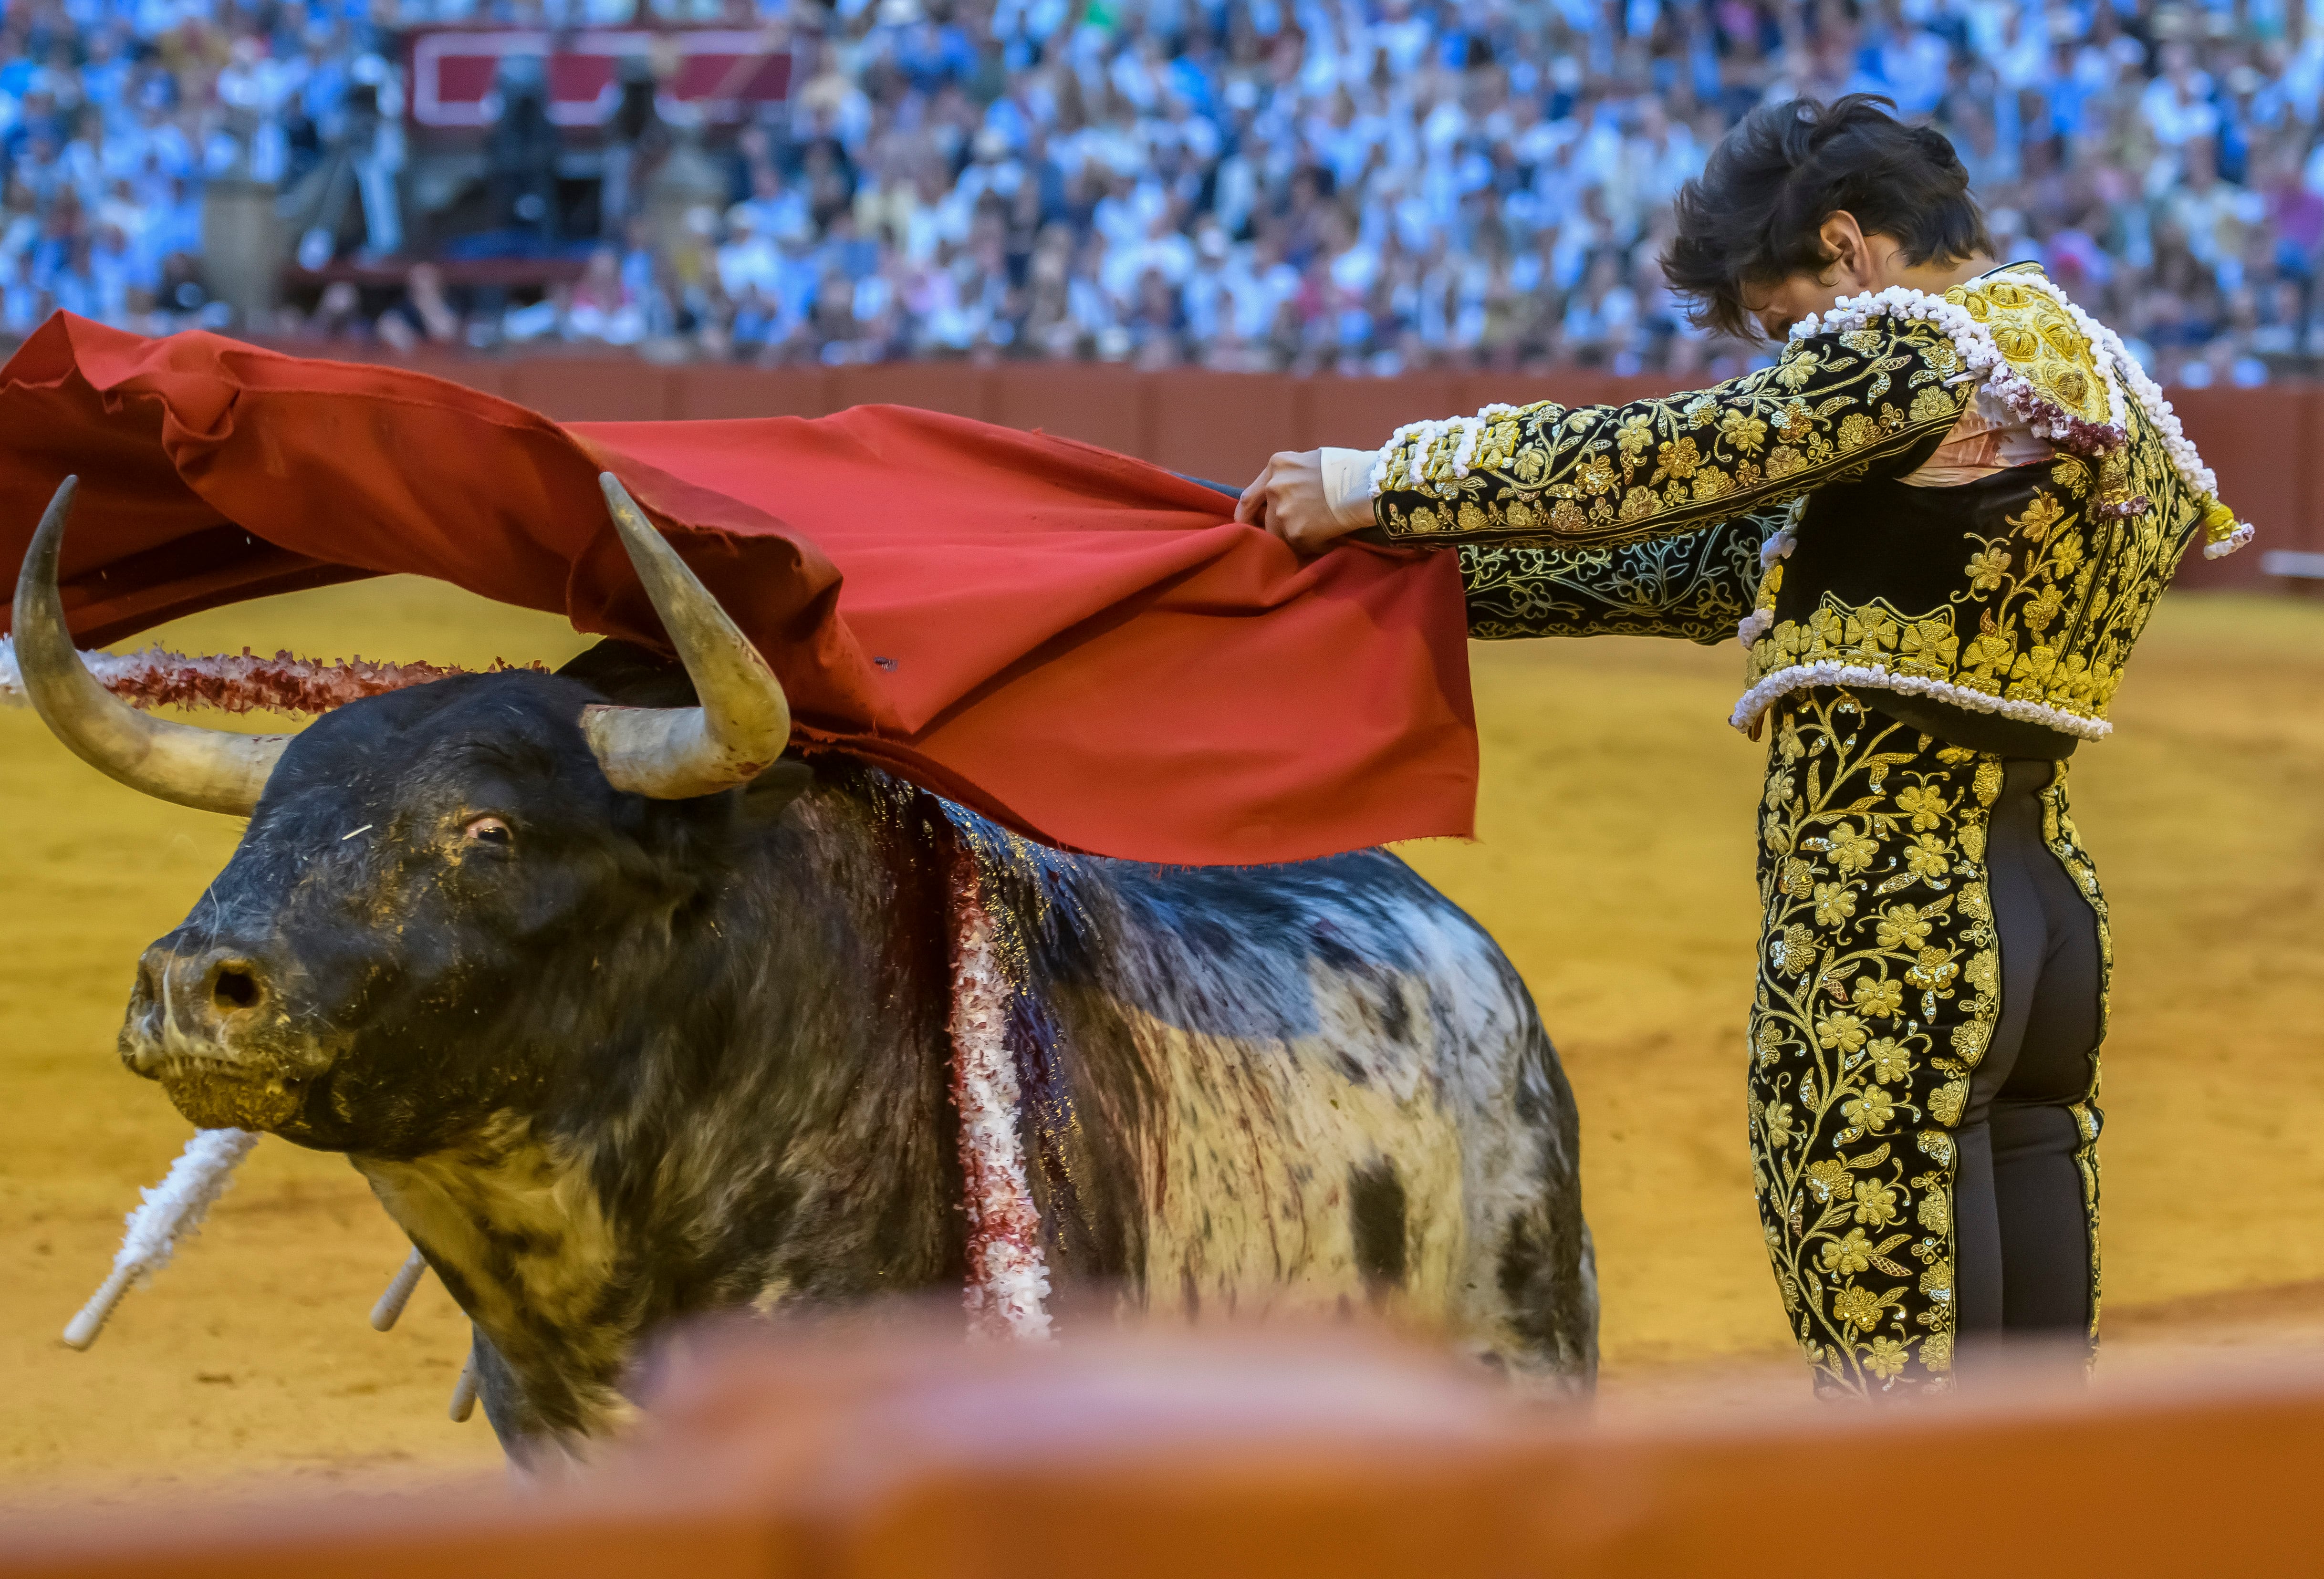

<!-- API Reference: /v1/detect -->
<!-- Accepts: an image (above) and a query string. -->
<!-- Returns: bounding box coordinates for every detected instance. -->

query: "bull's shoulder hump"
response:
[1079,847,1495,967]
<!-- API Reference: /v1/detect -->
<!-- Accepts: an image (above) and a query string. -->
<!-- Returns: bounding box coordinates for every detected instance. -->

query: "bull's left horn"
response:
[11,478,287,816]
[582,475,792,799]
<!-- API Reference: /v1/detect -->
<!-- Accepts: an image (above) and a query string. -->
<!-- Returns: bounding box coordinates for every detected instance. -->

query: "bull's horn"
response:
[11,478,287,816]
[582,475,792,799]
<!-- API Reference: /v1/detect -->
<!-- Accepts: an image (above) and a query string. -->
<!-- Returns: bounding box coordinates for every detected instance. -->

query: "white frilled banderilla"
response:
[59,1131,434,1348]
[62,1127,259,1349]
[63,1127,459,1407]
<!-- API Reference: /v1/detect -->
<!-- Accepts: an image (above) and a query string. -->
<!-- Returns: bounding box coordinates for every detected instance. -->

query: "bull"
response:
[12,476,1596,1465]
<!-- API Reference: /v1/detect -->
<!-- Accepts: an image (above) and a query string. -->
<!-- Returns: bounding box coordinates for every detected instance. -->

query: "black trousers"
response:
[1956,758,2105,1343]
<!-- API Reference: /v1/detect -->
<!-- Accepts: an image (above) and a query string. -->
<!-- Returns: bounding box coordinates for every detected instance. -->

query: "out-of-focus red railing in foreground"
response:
[4,1320,2322,1579]
[260,346,2322,592]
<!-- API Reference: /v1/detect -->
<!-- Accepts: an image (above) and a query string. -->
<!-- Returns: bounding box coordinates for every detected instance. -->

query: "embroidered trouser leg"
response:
[1747,690,2106,1397]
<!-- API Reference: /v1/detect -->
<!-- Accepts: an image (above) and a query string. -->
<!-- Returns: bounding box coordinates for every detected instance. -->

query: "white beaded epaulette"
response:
[1793,275,2253,559]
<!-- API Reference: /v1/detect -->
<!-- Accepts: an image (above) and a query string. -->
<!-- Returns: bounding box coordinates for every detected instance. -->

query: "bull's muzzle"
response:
[121,944,320,1132]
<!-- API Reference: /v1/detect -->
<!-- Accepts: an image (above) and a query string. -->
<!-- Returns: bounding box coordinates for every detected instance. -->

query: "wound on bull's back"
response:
[1348,1158,1407,1299]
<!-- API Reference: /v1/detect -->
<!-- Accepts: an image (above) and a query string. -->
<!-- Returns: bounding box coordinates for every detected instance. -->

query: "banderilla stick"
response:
[371,1246,430,1331]
[449,1343,480,1423]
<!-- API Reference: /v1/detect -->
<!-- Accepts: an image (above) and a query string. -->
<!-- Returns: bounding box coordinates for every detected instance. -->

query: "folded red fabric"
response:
[0,313,1476,865]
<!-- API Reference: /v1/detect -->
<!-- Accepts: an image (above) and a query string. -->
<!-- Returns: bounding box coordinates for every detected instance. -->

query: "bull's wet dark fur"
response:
[119,644,1595,1464]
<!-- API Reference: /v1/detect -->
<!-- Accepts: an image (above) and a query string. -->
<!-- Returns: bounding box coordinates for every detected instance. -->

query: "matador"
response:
[1241,94,2252,1396]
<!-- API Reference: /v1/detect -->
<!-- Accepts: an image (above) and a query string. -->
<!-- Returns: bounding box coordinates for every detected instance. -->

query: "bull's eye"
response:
[463,815,515,848]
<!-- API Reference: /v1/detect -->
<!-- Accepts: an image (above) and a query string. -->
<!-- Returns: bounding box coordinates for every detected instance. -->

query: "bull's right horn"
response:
[581,475,792,799]
[10,478,288,816]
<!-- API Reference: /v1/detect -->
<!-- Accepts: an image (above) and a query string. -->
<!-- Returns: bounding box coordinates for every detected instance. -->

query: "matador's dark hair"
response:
[1660,94,1993,340]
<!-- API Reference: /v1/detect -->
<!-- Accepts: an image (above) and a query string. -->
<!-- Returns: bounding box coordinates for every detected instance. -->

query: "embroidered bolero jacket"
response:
[1367,265,2254,752]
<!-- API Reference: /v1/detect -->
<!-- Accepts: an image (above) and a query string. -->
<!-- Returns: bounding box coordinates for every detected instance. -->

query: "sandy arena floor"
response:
[2,580,2319,1500]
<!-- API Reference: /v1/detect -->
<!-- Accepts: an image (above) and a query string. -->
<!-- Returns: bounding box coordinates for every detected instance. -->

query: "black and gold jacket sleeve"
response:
[1457,509,1782,645]
[1372,318,1977,551]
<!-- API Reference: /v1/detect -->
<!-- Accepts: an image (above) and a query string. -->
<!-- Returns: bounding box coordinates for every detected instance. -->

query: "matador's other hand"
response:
[1236,448,1374,555]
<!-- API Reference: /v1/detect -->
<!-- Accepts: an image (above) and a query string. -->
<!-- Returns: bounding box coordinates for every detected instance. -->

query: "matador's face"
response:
[1739,213,1899,342]
[1742,270,1858,343]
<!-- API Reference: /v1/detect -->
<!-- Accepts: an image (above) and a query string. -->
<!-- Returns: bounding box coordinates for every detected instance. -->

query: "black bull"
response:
[109,640,1595,1458]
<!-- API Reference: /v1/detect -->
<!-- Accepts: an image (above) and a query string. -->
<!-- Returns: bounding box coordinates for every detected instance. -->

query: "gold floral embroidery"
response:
[1965,543,2014,593]
[1457,511,1773,644]
[1909,384,1957,423]
[1748,690,2011,1398]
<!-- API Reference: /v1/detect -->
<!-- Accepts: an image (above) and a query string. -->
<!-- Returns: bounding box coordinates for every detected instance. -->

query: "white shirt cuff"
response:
[1320,447,1380,530]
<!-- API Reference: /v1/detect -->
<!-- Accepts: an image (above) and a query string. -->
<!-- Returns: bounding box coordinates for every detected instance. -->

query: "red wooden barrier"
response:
[501,358,675,425]
[2169,384,2315,590]
[669,365,831,423]
[250,343,2323,585]
[829,362,997,425]
[1144,370,1297,484]
[990,363,1146,456]
[1299,372,1457,457]
[6,1325,2324,1578]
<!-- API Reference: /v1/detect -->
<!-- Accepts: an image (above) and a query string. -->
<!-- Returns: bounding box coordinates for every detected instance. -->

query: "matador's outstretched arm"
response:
[1367,318,1975,550]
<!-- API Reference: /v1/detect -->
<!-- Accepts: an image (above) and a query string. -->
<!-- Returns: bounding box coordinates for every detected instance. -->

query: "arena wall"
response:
[305,348,2320,592]
[3,1328,2320,1578]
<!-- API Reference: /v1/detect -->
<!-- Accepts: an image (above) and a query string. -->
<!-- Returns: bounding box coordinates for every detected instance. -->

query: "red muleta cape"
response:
[0,314,1476,866]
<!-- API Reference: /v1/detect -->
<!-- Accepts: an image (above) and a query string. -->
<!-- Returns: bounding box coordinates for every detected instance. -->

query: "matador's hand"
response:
[1235,448,1375,554]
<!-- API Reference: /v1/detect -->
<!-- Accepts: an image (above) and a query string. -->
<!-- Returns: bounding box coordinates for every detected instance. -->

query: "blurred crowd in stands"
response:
[5,0,2324,385]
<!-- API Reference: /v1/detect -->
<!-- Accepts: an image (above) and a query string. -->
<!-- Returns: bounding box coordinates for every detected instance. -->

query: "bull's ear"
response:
[742,758,814,822]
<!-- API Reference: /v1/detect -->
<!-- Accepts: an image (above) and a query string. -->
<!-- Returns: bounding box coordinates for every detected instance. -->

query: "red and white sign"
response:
[409,30,792,129]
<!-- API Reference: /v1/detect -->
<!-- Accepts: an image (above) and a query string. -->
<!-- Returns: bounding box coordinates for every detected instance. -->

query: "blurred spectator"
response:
[6,0,2324,388]
[486,57,562,248]
[375,260,459,351]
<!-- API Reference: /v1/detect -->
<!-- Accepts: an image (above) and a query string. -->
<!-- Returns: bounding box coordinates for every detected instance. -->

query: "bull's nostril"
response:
[212,966,262,1013]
